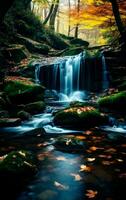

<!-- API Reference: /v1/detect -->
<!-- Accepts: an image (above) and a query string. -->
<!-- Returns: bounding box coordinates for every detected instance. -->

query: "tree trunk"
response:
[110,0,126,43]
[68,0,71,36]
[0,0,15,23]
[74,0,80,38]
[43,3,55,25]
[49,0,59,31]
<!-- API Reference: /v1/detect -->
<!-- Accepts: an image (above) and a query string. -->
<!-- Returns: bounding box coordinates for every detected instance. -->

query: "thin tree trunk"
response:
[43,3,55,25]
[49,0,59,31]
[111,0,124,34]
[110,0,125,42]
[68,0,71,36]
[74,0,80,38]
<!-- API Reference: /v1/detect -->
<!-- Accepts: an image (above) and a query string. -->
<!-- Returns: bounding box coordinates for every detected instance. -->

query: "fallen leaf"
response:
[70,173,82,181]
[76,136,86,140]
[85,189,98,198]
[105,148,117,153]
[89,146,97,151]
[54,181,69,190]
[66,139,72,145]
[102,160,115,165]
[84,130,93,135]
[87,158,96,162]
[79,165,92,172]
[56,156,67,161]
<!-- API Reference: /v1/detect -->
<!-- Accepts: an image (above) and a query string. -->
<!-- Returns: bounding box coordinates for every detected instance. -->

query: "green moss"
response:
[70,38,89,47]
[54,106,107,128]
[24,101,45,114]
[3,79,45,104]
[62,47,84,56]
[0,150,37,175]
[98,91,126,112]
[17,110,31,120]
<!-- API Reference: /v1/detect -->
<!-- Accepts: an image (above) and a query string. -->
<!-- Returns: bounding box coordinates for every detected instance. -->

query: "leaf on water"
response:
[89,146,98,151]
[56,156,67,161]
[116,159,123,162]
[84,130,93,135]
[79,165,92,172]
[70,173,82,181]
[102,160,115,165]
[105,148,117,153]
[98,154,112,159]
[87,158,96,162]
[85,189,98,198]
[54,181,69,190]
[66,139,72,146]
[76,136,86,140]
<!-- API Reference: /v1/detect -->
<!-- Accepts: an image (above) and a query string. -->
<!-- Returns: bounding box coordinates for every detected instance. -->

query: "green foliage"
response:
[98,91,126,111]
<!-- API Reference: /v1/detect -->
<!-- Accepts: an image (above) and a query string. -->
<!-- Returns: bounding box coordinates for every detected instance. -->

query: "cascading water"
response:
[102,54,109,90]
[35,51,109,102]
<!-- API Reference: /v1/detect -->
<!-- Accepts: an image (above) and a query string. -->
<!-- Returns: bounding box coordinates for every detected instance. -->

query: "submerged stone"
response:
[54,135,87,152]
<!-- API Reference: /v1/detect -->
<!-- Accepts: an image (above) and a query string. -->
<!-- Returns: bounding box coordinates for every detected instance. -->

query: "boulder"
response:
[0,150,37,175]
[17,110,31,120]
[0,110,9,118]
[98,91,126,112]
[61,47,84,56]
[3,78,45,104]
[0,118,21,127]
[54,135,88,152]
[16,35,49,54]
[54,106,108,128]
[24,101,45,114]
[1,44,29,63]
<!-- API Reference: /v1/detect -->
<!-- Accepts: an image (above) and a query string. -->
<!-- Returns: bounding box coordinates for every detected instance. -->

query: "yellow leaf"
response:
[56,156,67,161]
[70,173,82,181]
[79,165,92,172]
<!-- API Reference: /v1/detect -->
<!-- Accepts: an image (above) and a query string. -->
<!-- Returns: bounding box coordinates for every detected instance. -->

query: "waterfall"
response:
[35,51,109,101]
[102,55,109,90]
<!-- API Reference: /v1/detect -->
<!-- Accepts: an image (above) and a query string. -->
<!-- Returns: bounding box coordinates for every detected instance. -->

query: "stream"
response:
[0,52,126,199]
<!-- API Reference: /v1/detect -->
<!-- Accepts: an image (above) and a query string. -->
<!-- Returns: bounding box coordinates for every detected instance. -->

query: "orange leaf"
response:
[85,189,98,198]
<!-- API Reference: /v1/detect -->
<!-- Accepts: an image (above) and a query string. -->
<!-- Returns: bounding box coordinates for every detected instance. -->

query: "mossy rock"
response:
[118,81,126,91]
[16,35,50,54]
[3,78,45,104]
[0,118,21,127]
[17,110,31,120]
[54,106,108,128]
[24,101,45,114]
[1,44,29,63]
[70,38,89,47]
[0,150,37,175]
[41,30,69,50]
[98,91,126,112]
[54,135,88,152]
[62,47,84,56]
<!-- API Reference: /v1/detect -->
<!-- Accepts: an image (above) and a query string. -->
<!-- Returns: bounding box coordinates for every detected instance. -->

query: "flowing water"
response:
[1,52,126,200]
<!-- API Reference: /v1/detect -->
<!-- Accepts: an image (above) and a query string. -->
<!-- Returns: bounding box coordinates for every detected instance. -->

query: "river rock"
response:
[54,135,88,152]
[0,118,21,127]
